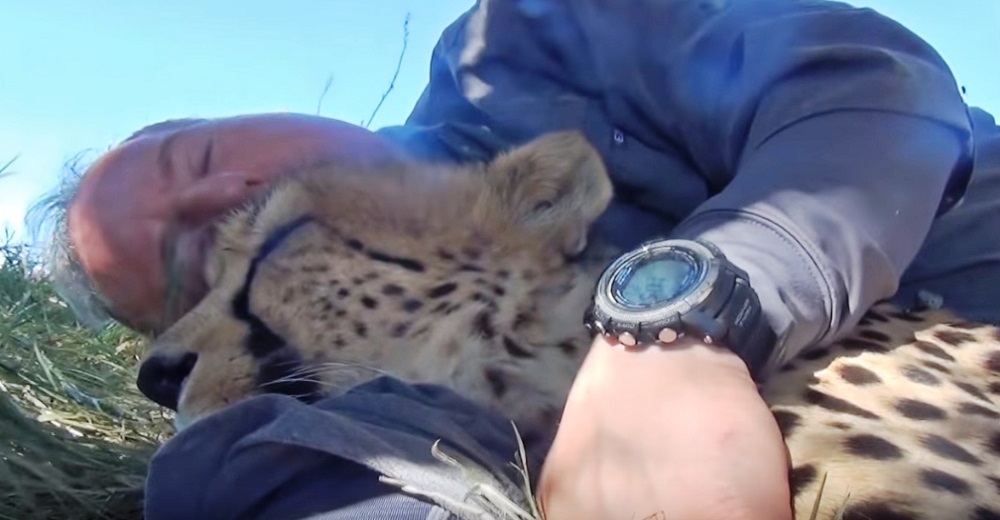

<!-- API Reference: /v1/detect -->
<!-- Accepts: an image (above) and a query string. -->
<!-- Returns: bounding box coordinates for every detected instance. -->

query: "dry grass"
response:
[0,241,170,520]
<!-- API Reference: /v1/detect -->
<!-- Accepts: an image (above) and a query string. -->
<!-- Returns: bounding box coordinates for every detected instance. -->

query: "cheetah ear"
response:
[482,131,613,257]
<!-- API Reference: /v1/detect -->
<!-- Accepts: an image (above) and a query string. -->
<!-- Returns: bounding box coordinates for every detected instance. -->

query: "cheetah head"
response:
[136,131,614,441]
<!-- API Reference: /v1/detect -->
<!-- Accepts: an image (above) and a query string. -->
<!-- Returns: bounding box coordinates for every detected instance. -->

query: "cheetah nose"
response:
[136,351,198,411]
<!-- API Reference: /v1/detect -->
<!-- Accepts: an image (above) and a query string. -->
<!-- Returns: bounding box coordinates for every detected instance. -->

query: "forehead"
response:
[80,135,164,197]
[68,145,170,330]
[198,115,407,171]
[71,133,175,257]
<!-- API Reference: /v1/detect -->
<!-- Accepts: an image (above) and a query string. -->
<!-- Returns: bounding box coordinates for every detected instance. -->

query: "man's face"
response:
[67,113,402,334]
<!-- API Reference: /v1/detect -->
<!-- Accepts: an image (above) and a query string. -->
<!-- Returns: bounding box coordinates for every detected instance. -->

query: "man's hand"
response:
[537,335,793,520]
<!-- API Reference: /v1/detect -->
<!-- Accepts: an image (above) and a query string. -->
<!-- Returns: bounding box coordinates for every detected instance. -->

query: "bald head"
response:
[67,113,405,333]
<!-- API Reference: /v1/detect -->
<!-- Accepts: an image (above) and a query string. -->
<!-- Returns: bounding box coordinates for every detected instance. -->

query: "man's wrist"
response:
[552,276,789,520]
[587,334,757,391]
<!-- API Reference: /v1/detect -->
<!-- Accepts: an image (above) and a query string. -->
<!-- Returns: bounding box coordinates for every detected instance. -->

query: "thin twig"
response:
[315,74,334,115]
[0,155,20,178]
[363,12,411,129]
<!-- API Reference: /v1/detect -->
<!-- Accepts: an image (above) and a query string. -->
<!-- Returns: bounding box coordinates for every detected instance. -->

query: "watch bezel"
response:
[593,239,722,326]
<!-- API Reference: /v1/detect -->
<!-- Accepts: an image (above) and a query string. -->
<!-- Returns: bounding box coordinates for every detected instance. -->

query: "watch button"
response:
[618,332,638,346]
[681,309,728,346]
[657,327,678,344]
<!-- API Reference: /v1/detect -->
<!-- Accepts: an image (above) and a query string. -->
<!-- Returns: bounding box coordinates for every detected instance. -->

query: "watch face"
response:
[611,249,703,308]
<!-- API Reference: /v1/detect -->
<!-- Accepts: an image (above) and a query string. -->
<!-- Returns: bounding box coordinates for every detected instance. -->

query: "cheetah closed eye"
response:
[136,131,1000,520]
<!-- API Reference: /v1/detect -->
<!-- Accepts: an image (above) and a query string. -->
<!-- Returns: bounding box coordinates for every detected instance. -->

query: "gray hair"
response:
[26,118,208,330]
[25,152,116,329]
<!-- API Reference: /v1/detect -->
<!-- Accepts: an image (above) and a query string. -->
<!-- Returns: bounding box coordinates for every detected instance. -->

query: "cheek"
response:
[75,226,167,330]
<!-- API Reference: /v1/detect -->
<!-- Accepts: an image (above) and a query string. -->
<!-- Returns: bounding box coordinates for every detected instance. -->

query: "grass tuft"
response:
[0,240,169,520]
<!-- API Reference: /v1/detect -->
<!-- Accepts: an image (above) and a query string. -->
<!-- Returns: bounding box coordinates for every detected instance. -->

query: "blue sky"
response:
[2,1,998,245]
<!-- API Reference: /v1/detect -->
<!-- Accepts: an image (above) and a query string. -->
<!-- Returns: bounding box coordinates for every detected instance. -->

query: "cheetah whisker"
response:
[260,362,401,397]
[260,375,327,388]
[277,361,398,381]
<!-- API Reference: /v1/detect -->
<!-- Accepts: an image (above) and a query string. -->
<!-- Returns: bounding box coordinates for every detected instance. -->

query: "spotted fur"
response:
[766,304,1000,518]
[138,131,1000,519]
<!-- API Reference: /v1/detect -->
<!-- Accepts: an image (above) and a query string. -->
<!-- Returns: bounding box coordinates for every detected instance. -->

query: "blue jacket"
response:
[377,0,975,367]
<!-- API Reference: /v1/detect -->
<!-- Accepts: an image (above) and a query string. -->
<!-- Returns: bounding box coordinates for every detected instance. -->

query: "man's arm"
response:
[672,111,968,368]
[579,0,974,365]
[384,0,974,370]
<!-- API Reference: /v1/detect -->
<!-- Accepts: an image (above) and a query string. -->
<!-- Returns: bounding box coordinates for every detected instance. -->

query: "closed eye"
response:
[199,141,214,177]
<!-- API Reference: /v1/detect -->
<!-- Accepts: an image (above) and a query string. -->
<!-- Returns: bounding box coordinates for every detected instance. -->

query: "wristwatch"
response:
[584,238,776,378]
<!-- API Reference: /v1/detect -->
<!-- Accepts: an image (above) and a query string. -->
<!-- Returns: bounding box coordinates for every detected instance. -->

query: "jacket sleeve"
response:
[389,0,975,370]
[565,0,974,367]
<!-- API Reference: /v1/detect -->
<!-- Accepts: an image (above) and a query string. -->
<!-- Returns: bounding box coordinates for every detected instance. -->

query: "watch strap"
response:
[678,258,775,381]
[710,268,776,381]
